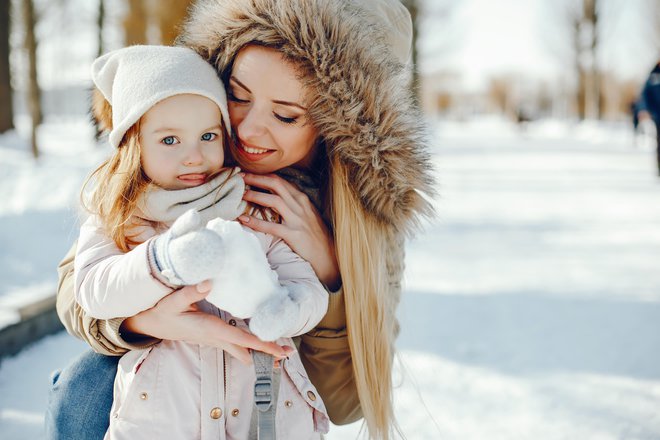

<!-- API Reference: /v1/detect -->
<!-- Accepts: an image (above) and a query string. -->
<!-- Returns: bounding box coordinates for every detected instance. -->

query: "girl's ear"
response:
[91,87,113,133]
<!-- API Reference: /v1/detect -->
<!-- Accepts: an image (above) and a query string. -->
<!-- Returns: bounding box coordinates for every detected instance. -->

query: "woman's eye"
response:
[201,132,217,141]
[228,91,249,104]
[274,113,298,125]
[161,136,179,145]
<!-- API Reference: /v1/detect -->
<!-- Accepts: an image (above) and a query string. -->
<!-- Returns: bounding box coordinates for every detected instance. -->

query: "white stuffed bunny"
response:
[152,209,302,341]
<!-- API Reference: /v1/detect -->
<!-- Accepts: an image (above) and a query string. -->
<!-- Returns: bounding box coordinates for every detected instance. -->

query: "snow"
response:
[1,116,660,439]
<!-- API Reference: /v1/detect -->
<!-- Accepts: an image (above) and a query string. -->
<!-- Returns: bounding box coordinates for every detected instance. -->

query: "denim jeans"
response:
[45,349,119,440]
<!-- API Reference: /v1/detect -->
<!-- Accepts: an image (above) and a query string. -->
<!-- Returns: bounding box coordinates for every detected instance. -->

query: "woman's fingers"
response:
[238,214,287,237]
[203,315,291,363]
[242,173,302,206]
[243,189,295,218]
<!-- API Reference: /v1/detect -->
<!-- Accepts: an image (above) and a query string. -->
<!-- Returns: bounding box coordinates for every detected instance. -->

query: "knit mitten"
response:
[248,285,307,342]
[204,217,282,318]
[152,209,225,285]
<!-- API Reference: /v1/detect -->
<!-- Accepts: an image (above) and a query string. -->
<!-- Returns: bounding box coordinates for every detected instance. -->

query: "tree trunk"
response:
[402,0,419,101]
[123,0,147,46]
[583,0,600,119]
[156,0,193,45]
[97,0,104,57]
[22,0,40,158]
[0,0,13,133]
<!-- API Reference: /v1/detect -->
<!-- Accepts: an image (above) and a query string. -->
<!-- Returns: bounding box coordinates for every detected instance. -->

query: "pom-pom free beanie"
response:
[91,45,230,149]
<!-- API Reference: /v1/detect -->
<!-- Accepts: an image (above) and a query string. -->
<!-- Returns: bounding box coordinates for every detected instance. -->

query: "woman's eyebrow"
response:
[272,99,307,111]
[230,76,307,111]
[230,76,251,92]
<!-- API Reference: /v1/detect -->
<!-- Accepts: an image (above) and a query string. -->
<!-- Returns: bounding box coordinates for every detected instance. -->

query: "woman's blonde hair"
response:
[330,157,400,440]
[81,121,150,252]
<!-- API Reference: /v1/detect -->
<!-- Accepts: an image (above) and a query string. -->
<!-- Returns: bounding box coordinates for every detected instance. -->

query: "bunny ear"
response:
[91,87,113,132]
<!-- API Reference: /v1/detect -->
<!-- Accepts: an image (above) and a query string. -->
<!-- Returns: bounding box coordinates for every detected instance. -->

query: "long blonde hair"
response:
[330,157,401,440]
[81,122,150,252]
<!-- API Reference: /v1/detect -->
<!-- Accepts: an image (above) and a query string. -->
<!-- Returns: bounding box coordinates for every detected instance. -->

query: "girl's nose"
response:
[183,144,204,166]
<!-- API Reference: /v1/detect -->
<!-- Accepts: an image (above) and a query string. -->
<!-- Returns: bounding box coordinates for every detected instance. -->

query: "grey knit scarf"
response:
[135,167,247,225]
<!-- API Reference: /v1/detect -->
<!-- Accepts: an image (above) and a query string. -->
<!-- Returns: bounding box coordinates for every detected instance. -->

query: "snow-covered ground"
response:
[1,116,659,439]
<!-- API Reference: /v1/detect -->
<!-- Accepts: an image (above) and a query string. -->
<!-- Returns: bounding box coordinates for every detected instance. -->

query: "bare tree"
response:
[401,0,419,96]
[544,0,603,120]
[156,0,193,45]
[0,0,13,133]
[582,0,600,119]
[22,0,40,158]
[123,0,147,46]
[403,0,459,102]
[97,0,104,57]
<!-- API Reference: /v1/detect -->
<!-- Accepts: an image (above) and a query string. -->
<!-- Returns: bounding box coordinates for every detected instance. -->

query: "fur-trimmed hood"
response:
[178,0,435,232]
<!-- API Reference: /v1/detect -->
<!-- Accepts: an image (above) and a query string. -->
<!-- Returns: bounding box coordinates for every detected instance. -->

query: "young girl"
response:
[74,45,329,440]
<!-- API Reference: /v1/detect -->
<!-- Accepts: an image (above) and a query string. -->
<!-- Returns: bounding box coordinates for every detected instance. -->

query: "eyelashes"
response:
[228,92,300,125]
[274,114,298,124]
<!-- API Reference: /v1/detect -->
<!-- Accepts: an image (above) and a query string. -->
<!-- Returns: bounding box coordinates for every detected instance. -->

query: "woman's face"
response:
[227,45,318,174]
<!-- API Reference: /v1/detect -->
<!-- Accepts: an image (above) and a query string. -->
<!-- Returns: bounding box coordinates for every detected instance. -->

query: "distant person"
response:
[637,62,660,175]
[630,100,640,134]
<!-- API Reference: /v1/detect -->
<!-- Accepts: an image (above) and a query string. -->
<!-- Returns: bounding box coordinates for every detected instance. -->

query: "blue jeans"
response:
[45,350,119,440]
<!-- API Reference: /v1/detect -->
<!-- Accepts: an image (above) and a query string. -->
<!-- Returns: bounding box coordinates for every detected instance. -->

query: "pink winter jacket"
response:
[74,216,330,440]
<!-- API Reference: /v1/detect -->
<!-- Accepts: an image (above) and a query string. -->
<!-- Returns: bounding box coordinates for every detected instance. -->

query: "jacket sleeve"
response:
[74,216,173,319]
[262,231,329,337]
[57,241,160,356]
[299,230,405,425]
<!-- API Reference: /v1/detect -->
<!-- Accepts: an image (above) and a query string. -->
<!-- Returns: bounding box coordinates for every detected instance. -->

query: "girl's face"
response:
[227,45,319,174]
[140,94,225,190]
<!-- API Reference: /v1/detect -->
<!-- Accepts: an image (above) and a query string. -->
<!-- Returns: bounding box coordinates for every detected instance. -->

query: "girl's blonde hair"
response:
[81,121,149,252]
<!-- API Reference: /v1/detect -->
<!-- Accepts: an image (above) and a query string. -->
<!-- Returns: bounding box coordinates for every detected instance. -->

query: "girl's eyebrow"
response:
[230,76,307,111]
[152,124,221,134]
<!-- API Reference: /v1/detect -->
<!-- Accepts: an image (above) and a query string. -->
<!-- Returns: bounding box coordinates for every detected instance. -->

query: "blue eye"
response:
[201,132,217,141]
[162,136,178,145]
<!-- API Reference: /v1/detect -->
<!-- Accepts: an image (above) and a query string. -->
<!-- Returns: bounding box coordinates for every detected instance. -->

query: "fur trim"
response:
[179,0,436,232]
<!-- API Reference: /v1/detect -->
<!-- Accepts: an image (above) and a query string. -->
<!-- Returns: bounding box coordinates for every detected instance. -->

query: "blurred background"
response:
[1,0,660,439]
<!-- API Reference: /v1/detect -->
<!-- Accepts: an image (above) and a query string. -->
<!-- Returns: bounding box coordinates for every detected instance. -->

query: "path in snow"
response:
[1,118,659,439]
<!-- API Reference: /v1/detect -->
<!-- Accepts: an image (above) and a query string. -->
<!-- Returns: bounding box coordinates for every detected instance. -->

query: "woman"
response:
[47,1,435,439]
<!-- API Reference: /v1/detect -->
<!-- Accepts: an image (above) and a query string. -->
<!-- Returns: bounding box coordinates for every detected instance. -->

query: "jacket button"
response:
[231,408,240,417]
[228,319,237,326]
[210,407,222,419]
[284,400,293,408]
[306,391,317,401]
[140,392,148,400]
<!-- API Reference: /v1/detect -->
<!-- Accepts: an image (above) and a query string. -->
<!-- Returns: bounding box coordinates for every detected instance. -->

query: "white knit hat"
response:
[91,45,230,149]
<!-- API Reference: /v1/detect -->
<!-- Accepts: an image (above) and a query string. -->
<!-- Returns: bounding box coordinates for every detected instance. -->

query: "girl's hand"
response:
[239,173,341,290]
[120,281,293,364]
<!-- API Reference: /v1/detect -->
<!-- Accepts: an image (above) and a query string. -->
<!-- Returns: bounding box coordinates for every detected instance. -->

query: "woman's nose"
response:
[236,107,267,141]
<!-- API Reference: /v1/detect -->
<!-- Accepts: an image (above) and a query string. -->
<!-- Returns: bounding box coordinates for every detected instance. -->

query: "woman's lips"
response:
[236,141,275,162]
[177,173,208,185]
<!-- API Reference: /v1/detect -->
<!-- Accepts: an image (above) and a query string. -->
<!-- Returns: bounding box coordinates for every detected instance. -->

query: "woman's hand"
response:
[120,281,293,364]
[239,173,341,290]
